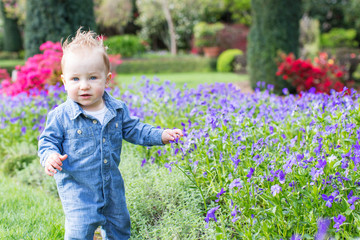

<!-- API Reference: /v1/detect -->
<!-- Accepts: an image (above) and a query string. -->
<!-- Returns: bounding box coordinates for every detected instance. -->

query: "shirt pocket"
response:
[109,121,122,150]
[66,127,96,157]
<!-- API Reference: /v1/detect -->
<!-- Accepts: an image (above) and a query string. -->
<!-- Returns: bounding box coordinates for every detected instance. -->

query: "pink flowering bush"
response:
[0,41,122,96]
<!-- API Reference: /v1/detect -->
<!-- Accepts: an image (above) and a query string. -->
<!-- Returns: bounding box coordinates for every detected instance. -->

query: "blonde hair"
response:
[61,27,110,73]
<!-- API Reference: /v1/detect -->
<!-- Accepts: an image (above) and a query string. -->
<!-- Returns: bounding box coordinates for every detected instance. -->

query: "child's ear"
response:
[106,72,112,87]
[61,75,67,90]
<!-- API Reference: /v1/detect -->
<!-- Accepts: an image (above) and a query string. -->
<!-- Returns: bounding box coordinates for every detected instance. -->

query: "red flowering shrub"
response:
[0,41,122,96]
[276,52,351,94]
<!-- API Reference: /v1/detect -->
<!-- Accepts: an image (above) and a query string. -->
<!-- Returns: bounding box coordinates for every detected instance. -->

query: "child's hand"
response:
[162,129,184,144]
[44,153,68,176]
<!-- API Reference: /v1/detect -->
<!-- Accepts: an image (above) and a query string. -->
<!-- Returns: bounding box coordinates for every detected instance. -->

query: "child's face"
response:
[61,48,111,111]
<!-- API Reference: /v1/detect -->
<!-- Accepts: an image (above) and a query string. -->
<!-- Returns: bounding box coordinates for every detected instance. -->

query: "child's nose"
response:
[79,80,90,90]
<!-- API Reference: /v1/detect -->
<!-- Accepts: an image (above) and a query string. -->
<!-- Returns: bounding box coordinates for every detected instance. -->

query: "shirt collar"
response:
[67,90,123,120]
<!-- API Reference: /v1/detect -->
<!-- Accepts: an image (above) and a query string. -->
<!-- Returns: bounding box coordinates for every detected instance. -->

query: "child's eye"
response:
[90,76,97,80]
[72,77,79,81]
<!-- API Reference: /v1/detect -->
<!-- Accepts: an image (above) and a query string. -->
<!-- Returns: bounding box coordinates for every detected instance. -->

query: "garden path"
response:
[234,80,253,93]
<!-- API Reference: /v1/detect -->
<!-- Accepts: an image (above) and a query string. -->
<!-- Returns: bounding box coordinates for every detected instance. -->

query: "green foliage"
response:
[344,0,360,31]
[0,141,38,176]
[136,0,220,50]
[15,159,58,197]
[24,0,96,58]
[216,49,243,72]
[94,0,133,30]
[193,22,224,48]
[302,0,349,32]
[224,0,251,26]
[0,173,64,239]
[118,56,216,74]
[0,0,22,52]
[1,154,37,176]
[104,35,146,58]
[247,0,301,93]
[121,142,215,239]
[321,28,358,48]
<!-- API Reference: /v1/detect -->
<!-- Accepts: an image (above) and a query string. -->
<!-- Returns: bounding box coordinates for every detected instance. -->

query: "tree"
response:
[136,0,223,52]
[94,0,133,34]
[0,0,23,52]
[24,0,96,58]
[247,0,302,93]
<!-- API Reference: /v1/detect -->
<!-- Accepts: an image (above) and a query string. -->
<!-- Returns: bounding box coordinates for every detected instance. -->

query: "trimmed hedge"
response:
[117,56,216,74]
[104,35,146,58]
[216,49,243,72]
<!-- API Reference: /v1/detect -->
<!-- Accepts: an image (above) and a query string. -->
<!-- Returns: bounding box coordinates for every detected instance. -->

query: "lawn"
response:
[116,72,249,89]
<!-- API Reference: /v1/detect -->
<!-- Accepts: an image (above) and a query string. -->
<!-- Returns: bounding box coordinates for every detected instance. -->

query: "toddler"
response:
[38,28,183,239]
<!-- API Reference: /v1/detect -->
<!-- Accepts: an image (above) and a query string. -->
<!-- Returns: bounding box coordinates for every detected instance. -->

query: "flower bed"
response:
[1,79,359,238]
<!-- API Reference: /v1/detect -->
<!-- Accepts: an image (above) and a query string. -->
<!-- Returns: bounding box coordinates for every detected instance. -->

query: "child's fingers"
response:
[51,162,63,171]
[59,154,68,161]
[45,168,54,176]
[173,129,183,136]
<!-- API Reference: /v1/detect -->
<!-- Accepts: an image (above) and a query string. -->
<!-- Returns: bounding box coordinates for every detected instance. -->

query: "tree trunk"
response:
[161,0,177,55]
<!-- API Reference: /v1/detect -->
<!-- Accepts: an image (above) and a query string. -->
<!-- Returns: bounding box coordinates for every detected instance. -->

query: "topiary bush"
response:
[216,49,243,72]
[104,35,146,58]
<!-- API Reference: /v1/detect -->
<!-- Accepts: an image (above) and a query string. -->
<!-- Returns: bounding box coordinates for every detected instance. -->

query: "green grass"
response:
[117,72,248,89]
[0,173,64,239]
[0,59,25,68]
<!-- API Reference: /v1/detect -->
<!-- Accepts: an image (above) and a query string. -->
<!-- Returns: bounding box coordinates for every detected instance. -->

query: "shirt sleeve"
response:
[38,109,65,167]
[121,103,164,146]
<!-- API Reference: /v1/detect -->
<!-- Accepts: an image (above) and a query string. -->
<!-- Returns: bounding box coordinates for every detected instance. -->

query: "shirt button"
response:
[77,129,82,134]
[93,120,97,124]
[104,159,108,164]
[103,138,106,143]
[115,123,118,128]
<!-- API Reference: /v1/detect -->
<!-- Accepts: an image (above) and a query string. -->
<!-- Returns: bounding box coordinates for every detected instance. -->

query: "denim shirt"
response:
[38,91,164,233]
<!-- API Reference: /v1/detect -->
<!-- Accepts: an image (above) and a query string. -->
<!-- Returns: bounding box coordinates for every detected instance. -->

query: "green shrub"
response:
[118,56,216,74]
[1,154,37,176]
[104,35,146,58]
[321,28,358,48]
[216,49,243,72]
[15,159,58,197]
[193,22,225,48]
[120,143,215,239]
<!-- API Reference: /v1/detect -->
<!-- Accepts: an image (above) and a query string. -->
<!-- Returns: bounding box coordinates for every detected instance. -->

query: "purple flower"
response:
[321,194,334,208]
[141,158,146,167]
[229,178,243,190]
[278,170,286,184]
[271,184,282,196]
[348,196,360,210]
[215,188,226,202]
[231,205,241,223]
[333,214,346,232]
[246,168,255,182]
[291,234,302,240]
[204,206,220,228]
[315,218,330,240]
[164,162,173,173]
[21,126,26,135]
